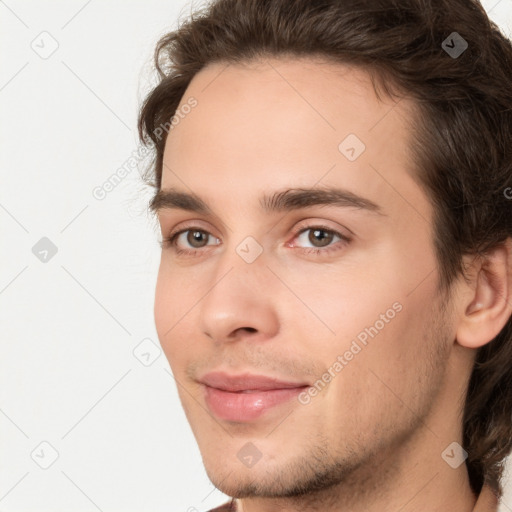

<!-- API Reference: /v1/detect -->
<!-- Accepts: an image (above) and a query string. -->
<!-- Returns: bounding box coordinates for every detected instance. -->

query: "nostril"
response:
[242,327,257,333]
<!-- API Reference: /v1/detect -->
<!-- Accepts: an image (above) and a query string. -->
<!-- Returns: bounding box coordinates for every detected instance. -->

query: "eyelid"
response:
[290,218,352,242]
[165,219,218,238]
[166,219,348,241]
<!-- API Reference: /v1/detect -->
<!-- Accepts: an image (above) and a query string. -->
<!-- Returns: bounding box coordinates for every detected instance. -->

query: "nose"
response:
[198,244,280,345]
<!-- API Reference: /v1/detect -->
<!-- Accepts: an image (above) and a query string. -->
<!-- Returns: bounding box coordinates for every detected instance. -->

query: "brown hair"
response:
[138,0,512,498]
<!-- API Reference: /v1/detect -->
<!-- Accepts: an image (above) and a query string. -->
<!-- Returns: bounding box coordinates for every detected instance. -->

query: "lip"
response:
[199,372,309,422]
[198,371,309,392]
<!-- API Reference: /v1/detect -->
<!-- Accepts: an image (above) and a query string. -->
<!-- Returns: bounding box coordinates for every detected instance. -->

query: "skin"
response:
[153,57,512,512]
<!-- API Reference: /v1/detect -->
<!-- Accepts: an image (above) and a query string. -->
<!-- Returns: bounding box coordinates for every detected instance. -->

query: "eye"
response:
[160,227,219,256]
[289,224,350,255]
[160,222,351,257]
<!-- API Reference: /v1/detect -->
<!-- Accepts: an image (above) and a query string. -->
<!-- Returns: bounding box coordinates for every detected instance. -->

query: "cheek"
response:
[282,258,404,360]
[154,264,187,364]
[321,299,444,441]
[308,256,439,396]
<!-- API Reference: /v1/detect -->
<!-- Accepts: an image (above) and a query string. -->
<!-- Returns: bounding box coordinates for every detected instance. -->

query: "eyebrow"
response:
[149,186,384,216]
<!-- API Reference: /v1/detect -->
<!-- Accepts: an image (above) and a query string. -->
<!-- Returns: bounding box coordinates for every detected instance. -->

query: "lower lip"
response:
[204,385,308,422]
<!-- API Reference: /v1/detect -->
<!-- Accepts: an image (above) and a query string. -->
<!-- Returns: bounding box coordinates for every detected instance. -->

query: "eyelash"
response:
[160,223,351,257]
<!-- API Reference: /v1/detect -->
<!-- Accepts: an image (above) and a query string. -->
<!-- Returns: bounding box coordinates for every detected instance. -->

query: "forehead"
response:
[173,55,415,134]
[159,56,430,223]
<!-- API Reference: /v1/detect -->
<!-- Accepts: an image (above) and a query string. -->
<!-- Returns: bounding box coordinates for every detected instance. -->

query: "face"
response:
[153,57,458,501]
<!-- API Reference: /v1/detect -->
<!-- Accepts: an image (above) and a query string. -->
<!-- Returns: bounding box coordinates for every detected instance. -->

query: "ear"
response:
[456,237,512,349]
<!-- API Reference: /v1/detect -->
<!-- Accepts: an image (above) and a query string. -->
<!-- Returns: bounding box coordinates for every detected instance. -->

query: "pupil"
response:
[190,230,206,247]
[311,229,331,247]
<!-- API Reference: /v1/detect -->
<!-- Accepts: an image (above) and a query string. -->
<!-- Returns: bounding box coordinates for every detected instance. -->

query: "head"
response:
[138,0,512,502]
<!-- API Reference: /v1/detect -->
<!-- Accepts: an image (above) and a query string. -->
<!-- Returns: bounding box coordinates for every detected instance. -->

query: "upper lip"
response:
[199,371,309,392]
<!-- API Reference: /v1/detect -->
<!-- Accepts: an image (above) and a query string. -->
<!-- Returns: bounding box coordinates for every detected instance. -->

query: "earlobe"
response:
[456,239,512,349]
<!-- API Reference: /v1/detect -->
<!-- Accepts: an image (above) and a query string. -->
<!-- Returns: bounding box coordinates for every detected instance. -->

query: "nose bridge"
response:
[204,232,269,310]
[197,232,278,342]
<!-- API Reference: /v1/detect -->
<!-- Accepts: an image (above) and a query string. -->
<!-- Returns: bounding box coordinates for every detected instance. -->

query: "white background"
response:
[1,1,511,511]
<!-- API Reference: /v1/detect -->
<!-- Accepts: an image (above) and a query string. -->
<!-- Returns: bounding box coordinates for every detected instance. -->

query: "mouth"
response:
[203,385,309,422]
[198,371,310,422]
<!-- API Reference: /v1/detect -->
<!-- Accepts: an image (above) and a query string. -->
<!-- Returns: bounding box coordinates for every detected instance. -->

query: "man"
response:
[138,0,512,510]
